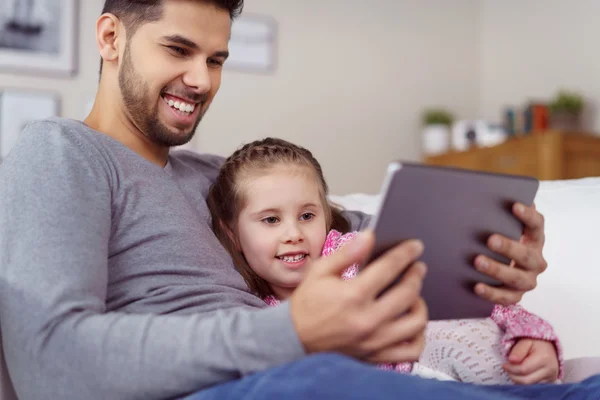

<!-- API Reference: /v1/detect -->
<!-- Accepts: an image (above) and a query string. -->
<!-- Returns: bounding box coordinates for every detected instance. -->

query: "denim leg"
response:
[485,374,600,400]
[185,354,600,400]
[185,353,518,400]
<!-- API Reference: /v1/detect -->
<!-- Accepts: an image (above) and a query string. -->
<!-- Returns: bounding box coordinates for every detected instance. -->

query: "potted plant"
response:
[421,108,454,155]
[549,90,584,131]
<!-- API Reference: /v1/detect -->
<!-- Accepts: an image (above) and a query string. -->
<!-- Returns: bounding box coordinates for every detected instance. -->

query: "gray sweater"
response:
[0,118,370,400]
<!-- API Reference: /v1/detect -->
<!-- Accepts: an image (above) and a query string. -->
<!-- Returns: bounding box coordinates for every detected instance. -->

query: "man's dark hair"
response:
[99,0,243,75]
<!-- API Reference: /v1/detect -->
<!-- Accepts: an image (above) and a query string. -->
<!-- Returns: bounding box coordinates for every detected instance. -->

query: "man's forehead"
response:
[160,1,231,25]
[144,1,231,41]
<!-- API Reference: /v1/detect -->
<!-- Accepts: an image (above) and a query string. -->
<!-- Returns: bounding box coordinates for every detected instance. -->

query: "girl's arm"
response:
[491,304,564,378]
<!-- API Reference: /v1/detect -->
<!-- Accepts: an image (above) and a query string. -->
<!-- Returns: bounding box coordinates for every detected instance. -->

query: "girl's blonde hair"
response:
[207,137,350,297]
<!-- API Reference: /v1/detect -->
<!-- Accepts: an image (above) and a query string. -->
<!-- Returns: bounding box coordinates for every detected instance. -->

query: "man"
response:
[0,1,597,399]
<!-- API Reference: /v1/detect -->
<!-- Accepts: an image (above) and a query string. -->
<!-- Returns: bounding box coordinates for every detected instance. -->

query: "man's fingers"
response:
[373,262,427,321]
[514,202,545,244]
[474,283,524,306]
[357,239,424,298]
[360,297,428,354]
[474,255,537,292]
[486,235,547,274]
[367,330,426,364]
[315,230,375,277]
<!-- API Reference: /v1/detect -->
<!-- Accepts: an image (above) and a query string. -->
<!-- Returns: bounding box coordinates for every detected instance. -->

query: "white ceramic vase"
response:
[422,124,450,155]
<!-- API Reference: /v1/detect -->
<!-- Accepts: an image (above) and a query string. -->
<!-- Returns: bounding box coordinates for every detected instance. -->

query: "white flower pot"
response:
[422,124,450,155]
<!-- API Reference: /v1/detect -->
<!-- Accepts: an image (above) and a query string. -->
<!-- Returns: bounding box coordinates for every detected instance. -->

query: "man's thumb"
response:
[318,230,375,276]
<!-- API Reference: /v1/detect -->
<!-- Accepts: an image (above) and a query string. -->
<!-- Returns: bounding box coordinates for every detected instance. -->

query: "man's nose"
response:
[182,59,211,94]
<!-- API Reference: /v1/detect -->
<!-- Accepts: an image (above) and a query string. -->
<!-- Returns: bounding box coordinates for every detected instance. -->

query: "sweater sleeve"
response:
[490,304,564,379]
[0,122,304,400]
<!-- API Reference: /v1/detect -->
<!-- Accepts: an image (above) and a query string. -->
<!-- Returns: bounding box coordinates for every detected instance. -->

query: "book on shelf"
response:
[503,102,550,136]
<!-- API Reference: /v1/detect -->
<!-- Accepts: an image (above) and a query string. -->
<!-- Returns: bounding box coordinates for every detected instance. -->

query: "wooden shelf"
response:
[423,131,600,180]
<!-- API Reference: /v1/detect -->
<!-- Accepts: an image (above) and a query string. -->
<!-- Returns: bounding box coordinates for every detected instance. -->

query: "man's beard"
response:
[118,43,204,147]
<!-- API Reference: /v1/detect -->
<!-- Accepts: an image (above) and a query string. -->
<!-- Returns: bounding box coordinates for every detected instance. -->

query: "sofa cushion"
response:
[563,357,600,383]
[519,177,600,359]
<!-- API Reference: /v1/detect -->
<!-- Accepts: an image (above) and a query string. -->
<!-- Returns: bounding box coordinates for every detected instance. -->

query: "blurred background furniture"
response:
[424,131,600,180]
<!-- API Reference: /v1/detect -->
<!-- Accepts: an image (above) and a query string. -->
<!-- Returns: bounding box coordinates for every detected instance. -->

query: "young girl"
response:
[207,137,563,385]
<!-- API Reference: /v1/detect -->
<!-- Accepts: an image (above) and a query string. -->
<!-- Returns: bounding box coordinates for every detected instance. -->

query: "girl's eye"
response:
[300,213,314,221]
[262,216,279,224]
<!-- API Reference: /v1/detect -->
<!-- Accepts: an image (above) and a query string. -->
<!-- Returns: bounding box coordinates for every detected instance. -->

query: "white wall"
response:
[4,2,599,193]
[0,1,480,195]
[197,0,481,194]
[0,2,104,123]
[480,0,600,131]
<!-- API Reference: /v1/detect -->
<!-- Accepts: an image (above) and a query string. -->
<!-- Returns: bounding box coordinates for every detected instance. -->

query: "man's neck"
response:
[84,88,169,167]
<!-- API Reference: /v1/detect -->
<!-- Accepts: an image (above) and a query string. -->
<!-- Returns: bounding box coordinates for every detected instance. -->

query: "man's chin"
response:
[166,132,196,147]
[153,119,199,147]
[146,126,195,147]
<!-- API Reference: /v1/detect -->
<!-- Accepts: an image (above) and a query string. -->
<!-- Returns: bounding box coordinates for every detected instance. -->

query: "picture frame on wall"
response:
[0,88,60,160]
[0,0,79,77]
[226,14,277,74]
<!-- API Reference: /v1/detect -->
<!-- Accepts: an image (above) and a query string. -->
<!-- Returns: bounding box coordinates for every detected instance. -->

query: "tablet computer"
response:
[363,162,539,320]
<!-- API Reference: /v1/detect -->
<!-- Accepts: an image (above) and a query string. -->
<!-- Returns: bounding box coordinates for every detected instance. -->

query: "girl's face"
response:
[235,165,328,299]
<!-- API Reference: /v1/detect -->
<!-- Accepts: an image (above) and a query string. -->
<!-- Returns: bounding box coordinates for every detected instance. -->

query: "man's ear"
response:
[96,13,123,66]
[220,221,240,251]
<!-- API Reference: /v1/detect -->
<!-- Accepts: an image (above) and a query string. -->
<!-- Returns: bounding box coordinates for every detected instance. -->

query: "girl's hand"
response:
[503,338,559,384]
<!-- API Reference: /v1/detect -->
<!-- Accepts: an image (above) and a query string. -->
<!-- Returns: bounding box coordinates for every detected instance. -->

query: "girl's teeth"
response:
[281,254,306,262]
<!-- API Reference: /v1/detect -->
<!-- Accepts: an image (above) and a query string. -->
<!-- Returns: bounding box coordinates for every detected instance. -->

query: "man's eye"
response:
[262,217,279,224]
[300,213,314,221]
[208,58,224,67]
[168,46,188,56]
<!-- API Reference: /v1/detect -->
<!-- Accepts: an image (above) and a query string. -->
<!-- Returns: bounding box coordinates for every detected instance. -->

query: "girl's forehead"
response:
[241,164,317,189]
[238,165,325,207]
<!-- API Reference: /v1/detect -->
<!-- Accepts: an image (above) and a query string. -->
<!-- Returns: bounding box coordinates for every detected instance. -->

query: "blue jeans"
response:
[186,353,600,400]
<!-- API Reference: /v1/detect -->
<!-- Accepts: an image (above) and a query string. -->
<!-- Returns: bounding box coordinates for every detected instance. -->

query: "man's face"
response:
[118,1,231,147]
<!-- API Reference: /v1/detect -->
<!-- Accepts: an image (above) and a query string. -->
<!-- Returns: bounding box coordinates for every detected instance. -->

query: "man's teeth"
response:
[280,254,306,262]
[164,97,195,113]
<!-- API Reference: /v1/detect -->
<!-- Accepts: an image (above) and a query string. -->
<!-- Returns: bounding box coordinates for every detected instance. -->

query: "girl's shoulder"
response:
[322,229,359,257]
[263,295,280,307]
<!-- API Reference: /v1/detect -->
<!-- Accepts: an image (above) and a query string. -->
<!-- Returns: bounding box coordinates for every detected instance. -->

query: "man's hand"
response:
[503,339,560,384]
[290,231,428,364]
[474,202,548,305]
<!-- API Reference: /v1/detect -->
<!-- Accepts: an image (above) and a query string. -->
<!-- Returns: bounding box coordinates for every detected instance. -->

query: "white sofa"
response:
[2,178,599,399]
[331,176,600,381]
